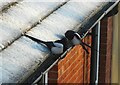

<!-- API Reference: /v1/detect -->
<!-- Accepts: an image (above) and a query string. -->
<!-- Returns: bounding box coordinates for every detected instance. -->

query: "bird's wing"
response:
[53,43,63,48]
[74,33,82,40]
[51,46,63,54]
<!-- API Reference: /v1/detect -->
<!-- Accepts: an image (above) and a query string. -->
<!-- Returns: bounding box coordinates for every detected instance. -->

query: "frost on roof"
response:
[27,1,106,40]
[0,0,68,51]
[0,0,109,84]
[1,36,48,83]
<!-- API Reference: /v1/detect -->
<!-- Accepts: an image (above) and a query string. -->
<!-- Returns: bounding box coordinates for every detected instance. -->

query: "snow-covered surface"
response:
[0,0,19,12]
[27,1,105,41]
[1,36,49,83]
[0,0,109,83]
[0,0,67,51]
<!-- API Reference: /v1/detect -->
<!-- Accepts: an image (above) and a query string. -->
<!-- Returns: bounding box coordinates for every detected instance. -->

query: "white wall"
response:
[112,3,120,84]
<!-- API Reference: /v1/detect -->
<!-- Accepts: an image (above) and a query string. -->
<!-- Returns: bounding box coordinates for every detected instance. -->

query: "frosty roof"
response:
[0,0,119,84]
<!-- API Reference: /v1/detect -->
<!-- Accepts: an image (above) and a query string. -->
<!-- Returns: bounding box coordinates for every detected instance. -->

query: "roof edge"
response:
[78,1,119,38]
[22,1,119,84]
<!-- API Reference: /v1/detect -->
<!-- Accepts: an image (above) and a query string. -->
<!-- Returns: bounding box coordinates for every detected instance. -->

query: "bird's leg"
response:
[81,43,89,54]
[81,40,98,53]
[82,42,91,48]
[80,40,89,54]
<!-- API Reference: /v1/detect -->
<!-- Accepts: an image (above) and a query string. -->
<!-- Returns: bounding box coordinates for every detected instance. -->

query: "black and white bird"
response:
[65,30,91,54]
[25,34,68,55]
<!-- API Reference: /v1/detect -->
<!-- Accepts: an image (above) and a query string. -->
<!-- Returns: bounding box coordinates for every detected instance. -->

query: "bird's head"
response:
[65,30,75,40]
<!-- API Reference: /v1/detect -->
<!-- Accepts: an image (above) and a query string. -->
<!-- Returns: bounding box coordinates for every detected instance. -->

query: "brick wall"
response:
[99,17,113,83]
[48,17,113,84]
[48,35,92,84]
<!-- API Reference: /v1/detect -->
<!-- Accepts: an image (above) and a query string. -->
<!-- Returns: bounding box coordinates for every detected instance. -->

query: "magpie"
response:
[65,30,91,54]
[25,34,68,55]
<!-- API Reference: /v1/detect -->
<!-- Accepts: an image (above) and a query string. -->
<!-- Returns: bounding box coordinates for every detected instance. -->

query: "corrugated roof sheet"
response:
[1,37,48,83]
[0,0,67,51]
[0,0,68,83]
[27,1,105,41]
[1,0,118,84]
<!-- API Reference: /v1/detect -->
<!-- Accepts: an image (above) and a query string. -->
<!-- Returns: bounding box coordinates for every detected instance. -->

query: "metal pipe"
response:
[90,23,98,84]
[42,72,48,85]
[95,21,100,84]
[82,1,119,39]
[45,72,48,84]
[90,21,100,84]
[90,1,119,84]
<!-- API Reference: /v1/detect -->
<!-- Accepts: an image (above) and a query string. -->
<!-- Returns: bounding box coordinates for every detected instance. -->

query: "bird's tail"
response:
[25,34,46,44]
